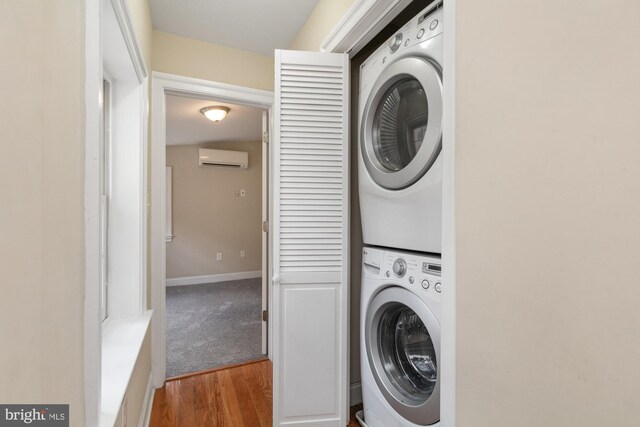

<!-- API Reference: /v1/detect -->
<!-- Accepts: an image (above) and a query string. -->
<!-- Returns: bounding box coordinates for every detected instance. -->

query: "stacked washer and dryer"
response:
[357,2,444,426]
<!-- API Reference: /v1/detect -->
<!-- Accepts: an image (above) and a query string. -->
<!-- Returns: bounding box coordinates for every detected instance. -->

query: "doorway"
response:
[150,73,273,386]
[164,95,267,378]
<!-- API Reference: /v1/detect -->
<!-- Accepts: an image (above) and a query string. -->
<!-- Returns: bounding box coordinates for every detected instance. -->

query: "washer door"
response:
[365,286,440,425]
[361,57,443,190]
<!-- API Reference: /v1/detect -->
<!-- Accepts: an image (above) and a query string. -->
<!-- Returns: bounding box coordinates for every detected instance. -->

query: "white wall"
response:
[454,1,640,425]
[166,143,262,279]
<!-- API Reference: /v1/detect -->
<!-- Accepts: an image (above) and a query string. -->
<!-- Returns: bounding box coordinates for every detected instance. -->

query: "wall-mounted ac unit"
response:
[198,148,248,169]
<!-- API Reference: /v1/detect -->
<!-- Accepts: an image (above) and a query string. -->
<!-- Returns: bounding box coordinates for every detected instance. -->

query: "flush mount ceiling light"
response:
[200,106,230,122]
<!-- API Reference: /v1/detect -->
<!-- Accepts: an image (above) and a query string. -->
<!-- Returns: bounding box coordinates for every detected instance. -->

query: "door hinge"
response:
[262,131,269,144]
[262,310,268,322]
[262,220,268,232]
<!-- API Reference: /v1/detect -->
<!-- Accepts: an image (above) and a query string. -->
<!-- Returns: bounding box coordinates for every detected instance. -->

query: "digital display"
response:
[422,262,442,273]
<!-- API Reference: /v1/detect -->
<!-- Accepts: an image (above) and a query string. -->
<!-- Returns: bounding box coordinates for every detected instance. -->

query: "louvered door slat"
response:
[273,50,349,427]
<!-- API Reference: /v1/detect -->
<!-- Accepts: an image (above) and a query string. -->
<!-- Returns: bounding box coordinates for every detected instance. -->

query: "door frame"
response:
[320,0,457,425]
[150,72,274,387]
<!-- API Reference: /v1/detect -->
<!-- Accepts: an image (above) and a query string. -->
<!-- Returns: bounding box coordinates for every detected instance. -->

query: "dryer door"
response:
[365,286,440,425]
[361,57,443,190]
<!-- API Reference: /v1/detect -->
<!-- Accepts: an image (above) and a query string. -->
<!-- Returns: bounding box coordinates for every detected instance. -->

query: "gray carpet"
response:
[165,278,263,378]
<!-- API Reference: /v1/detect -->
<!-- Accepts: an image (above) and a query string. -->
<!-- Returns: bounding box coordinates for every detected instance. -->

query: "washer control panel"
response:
[389,33,403,53]
[392,258,407,277]
[363,247,443,302]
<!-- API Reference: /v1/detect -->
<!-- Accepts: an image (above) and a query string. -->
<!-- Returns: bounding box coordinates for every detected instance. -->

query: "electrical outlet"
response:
[216,252,223,261]
[240,189,246,197]
[233,190,240,197]
[240,250,245,258]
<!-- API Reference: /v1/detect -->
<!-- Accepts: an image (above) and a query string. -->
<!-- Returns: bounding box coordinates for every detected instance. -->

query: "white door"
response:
[273,50,350,426]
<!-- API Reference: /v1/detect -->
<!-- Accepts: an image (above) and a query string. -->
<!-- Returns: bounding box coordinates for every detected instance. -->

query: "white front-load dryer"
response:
[359,2,443,254]
[360,246,442,426]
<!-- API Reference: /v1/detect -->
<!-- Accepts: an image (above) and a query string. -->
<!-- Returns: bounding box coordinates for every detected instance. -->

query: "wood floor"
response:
[150,359,363,426]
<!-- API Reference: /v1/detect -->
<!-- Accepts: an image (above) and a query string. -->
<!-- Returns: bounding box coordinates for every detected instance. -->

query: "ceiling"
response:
[149,0,320,56]
[165,95,264,146]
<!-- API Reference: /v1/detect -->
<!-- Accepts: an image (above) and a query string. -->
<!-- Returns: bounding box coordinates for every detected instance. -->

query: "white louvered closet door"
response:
[273,50,350,427]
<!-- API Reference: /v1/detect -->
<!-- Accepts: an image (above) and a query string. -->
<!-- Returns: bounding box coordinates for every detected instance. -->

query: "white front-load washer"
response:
[360,246,442,426]
[359,2,444,254]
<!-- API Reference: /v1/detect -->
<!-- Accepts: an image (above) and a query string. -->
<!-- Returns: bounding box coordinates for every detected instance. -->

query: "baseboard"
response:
[166,271,261,287]
[138,373,154,427]
[350,381,363,406]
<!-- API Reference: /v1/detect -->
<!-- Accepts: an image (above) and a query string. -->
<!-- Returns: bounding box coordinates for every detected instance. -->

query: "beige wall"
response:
[289,0,358,51]
[166,143,262,279]
[455,1,640,425]
[126,0,153,68]
[0,0,85,424]
[153,31,274,91]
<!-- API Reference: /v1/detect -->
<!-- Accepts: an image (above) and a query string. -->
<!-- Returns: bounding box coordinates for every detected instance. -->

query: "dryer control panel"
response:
[359,2,444,89]
[362,246,443,302]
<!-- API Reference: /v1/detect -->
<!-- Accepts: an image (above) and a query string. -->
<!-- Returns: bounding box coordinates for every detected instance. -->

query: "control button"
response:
[389,33,403,53]
[392,258,407,277]
[435,282,442,293]
[409,276,414,284]
[421,279,430,289]
[386,271,390,278]
[382,57,386,64]
[430,19,439,30]
[417,29,425,39]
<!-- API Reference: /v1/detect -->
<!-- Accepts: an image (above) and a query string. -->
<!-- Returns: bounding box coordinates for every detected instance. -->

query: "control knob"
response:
[392,258,407,277]
[389,33,403,53]
[435,282,442,293]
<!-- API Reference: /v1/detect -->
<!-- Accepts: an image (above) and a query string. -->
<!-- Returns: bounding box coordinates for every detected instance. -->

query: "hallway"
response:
[150,360,272,426]
[149,359,363,426]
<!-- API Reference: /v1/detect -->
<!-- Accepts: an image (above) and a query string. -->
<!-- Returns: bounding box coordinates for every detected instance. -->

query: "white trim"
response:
[139,77,149,315]
[84,0,102,425]
[261,111,269,356]
[267,106,274,362]
[110,0,148,82]
[165,271,262,287]
[350,382,363,406]
[151,76,167,389]
[86,0,149,423]
[151,72,274,388]
[320,0,413,55]
[153,72,273,107]
[164,166,173,243]
[101,311,153,427]
[137,373,154,427]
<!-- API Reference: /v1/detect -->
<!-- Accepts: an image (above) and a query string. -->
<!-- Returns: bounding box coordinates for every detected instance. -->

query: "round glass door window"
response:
[360,57,443,190]
[372,78,429,172]
[365,286,440,425]
[377,303,438,404]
